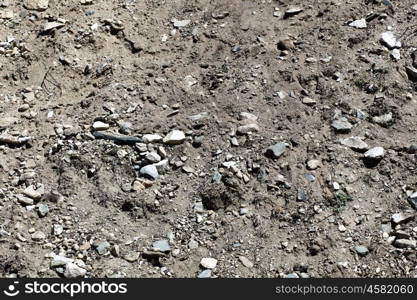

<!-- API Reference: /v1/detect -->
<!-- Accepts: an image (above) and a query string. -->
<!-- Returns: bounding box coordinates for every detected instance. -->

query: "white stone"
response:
[239,112,258,122]
[237,123,259,135]
[140,165,159,180]
[163,130,186,145]
[380,32,401,49]
[142,134,162,143]
[92,121,109,131]
[364,147,384,159]
[31,231,46,241]
[23,185,44,200]
[173,19,191,28]
[43,21,65,32]
[145,152,161,163]
[51,255,74,267]
[391,49,401,60]
[64,262,87,278]
[25,0,49,11]
[307,159,320,170]
[184,75,197,87]
[200,257,218,269]
[349,19,367,29]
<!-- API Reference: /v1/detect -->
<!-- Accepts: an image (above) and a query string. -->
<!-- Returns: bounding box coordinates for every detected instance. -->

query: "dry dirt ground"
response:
[1,0,417,278]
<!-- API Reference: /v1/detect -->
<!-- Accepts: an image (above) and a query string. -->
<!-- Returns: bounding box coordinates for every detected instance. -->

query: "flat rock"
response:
[51,255,74,267]
[237,123,259,135]
[145,152,161,163]
[64,262,87,278]
[142,134,163,143]
[0,10,14,19]
[23,185,45,200]
[197,270,212,278]
[265,142,286,159]
[189,112,208,122]
[163,130,186,145]
[31,231,46,241]
[302,97,316,106]
[340,137,369,151]
[96,241,110,255]
[380,31,401,49]
[92,121,110,131]
[200,257,218,269]
[0,117,18,129]
[173,19,191,28]
[393,239,416,249]
[17,194,34,206]
[239,256,254,268]
[364,147,384,159]
[354,245,369,256]
[349,18,367,29]
[24,0,49,11]
[124,252,140,262]
[284,7,303,18]
[239,112,258,122]
[331,118,353,133]
[372,112,392,126]
[152,239,171,252]
[140,164,159,180]
[391,213,414,225]
[307,159,320,170]
[43,21,65,33]
[153,159,169,173]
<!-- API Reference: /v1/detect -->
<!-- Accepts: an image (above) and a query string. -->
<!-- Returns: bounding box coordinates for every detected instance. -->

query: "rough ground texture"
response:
[1,0,417,278]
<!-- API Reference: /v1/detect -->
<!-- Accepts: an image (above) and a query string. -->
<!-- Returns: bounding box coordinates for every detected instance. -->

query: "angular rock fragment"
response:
[349,19,367,29]
[265,143,286,159]
[364,147,384,160]
[380,31,401,49]
[339,137,369,151]
[163,130,186,145]
[331,118,352,133]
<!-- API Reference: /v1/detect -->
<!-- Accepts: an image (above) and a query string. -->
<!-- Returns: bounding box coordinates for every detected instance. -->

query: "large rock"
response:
[380,31,401,49]
[364,147,384,159]
[24,0,49,11]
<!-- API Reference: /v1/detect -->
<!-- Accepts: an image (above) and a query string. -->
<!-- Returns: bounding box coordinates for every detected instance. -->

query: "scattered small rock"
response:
[349,19,367,29]
[354,245,369,257]
[265,142,286,159]
[239,256,254,268]
[340,137,369,151]
[331,118,353,133]
[140,165,159,180]
[163,130,186,145]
